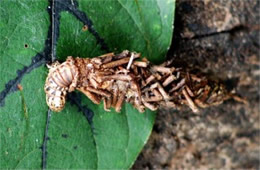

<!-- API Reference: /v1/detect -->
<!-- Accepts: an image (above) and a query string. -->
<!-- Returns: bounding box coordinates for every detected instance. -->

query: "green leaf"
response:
[0,0,50,168]
[0,0,175,169]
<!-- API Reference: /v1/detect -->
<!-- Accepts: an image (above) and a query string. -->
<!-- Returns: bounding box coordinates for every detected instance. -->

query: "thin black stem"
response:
[42,109,52,170]
[41,0,56,168]
[51,0,55,61]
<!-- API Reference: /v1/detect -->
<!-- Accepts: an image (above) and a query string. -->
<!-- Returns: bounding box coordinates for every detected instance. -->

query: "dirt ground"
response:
[133,0,260,169]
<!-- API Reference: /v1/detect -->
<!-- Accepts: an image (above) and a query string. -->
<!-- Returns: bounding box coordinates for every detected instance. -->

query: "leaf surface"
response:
[0,0,175,169]
[0,1,49,168]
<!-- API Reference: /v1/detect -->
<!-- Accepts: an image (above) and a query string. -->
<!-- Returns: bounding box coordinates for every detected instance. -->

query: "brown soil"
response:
[133,0,260,169]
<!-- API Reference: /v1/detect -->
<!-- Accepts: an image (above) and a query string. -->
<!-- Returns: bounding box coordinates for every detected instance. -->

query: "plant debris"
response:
[44,50,245,113]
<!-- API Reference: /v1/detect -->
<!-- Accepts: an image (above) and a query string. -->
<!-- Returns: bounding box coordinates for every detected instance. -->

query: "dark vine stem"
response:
[51,0,56,61]
[42,0,56,168]
[42,109,51,170]
[42,0,105,168]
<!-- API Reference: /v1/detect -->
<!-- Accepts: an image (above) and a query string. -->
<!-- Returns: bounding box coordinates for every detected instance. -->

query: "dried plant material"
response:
[182,88,199,113]
[44,50,244,113]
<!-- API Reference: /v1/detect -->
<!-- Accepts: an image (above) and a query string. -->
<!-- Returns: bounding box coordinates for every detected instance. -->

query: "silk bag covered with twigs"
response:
[44,50,243,113]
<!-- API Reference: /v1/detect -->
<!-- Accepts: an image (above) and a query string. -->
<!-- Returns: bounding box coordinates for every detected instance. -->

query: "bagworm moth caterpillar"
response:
[45,50,241,113]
